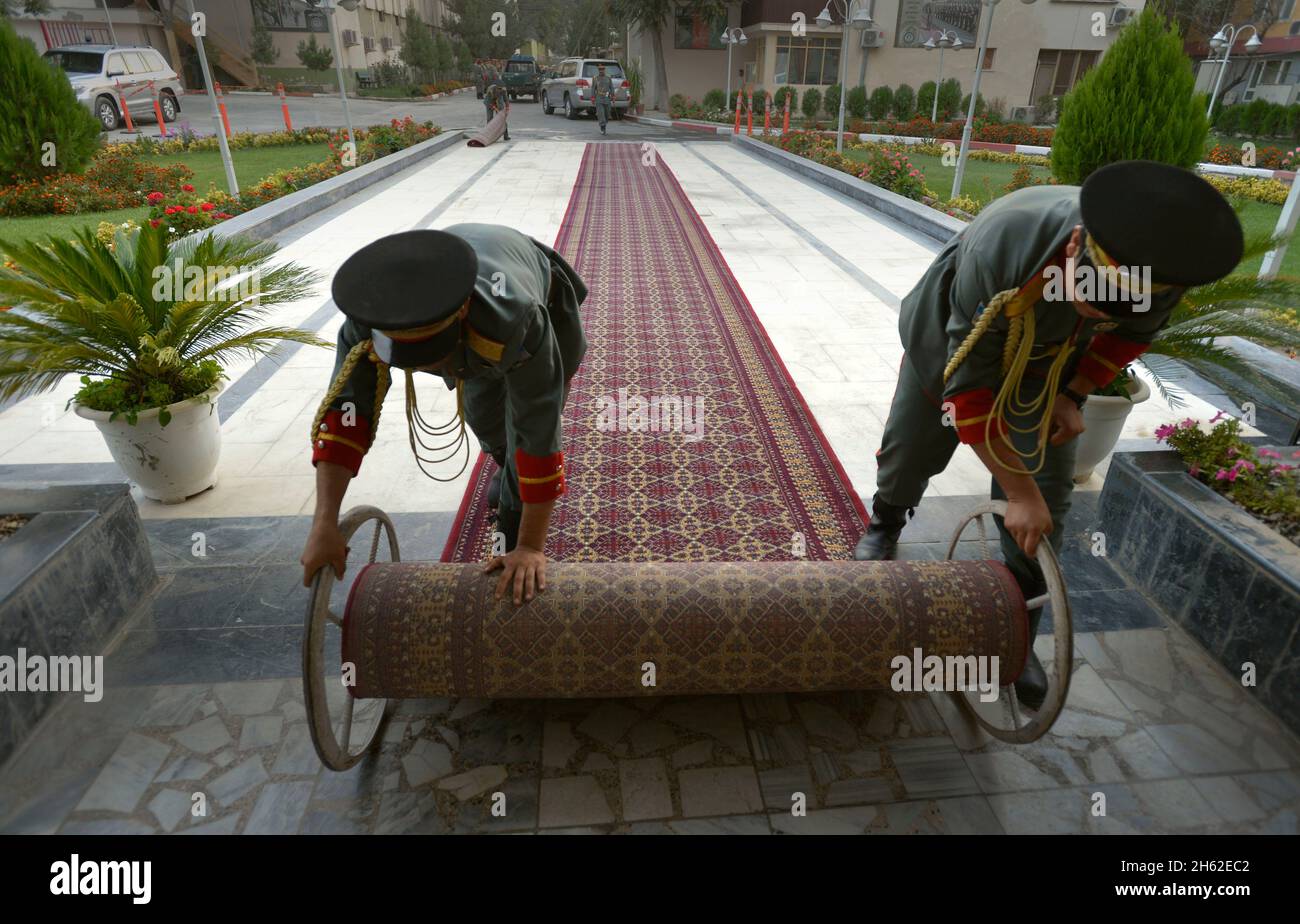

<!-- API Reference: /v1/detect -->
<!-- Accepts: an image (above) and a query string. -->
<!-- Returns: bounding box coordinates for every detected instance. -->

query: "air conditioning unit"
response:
[380,36,393,51]
[860,28,886,48]
[342,29,359,47]
[1009,105,1034,123]
[1109,6,1134,27]
[363,35,375,53]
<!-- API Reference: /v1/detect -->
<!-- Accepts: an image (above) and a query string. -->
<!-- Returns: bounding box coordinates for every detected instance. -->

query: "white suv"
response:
[540,58,630,120]
[45,44,183,132]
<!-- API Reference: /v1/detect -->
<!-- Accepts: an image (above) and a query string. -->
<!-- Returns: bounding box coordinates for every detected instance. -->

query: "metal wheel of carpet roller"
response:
[944,500,1073,744]
[303,505,401,771]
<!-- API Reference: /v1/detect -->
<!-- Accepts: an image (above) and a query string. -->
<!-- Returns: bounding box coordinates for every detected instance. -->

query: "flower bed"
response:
[854,117,1055,147]
[1156,415,1299,545]
[0,145,192,217]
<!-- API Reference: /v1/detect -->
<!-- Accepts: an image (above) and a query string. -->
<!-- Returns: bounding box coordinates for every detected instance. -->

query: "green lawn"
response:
[1,143,333,249]
[846,147,1300,276]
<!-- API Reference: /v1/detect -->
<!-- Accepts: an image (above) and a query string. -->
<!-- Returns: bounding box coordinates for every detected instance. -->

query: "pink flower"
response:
[1210,410,1226,423]
[1215,469,1230,481]
[1154,423,1177,441]
[1180,418,1197,429]
[1228,446,1239,457]
[1293,450,1300,458]
[1188,463,1200,476]
[1234,460,1256,473]
[1259,448,1282,459]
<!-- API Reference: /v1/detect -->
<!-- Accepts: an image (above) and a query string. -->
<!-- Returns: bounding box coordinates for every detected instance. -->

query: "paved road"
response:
[107,89,687,144]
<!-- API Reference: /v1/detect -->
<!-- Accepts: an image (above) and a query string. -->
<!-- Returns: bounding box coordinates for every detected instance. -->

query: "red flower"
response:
[186,205,198,214]
[150,219,162,228]
[181,183,195,192]
[146,191,164,204]
[216,212,232,219]
[201,202,215,212]
[164,206,178,214]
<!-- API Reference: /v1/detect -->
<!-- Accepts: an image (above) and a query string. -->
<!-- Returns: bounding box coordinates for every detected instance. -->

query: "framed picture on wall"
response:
[894,0,981,49]
[674,5,727,49]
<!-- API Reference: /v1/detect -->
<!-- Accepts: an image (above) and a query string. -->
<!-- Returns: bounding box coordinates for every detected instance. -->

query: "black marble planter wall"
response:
[0,484,158,767]
[1099,452,1300,736]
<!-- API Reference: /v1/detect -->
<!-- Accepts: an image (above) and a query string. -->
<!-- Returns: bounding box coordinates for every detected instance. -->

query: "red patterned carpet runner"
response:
[442,142,867,563]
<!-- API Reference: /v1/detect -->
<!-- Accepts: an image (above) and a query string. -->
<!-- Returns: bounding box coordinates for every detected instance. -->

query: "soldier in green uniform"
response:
[593,63,614,135]
[853,161,1244,707]
[485,76,511,141]
[300,225,587,604]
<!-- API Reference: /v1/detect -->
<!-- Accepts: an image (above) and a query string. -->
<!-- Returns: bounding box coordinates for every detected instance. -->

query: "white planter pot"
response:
[75,385,223,504]
[1073,376,1151,484]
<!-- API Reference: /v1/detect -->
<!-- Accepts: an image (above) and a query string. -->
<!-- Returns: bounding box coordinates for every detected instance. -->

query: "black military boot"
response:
[853,494,913,561]
[1014,594,1048,710]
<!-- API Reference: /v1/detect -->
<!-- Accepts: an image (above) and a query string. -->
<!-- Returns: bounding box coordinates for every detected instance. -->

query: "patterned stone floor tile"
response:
[678,766,763,817]
[759,765,816,811]
[244,781,314,834]
[455,775,537,833]
[539,776,615,828]
[887,737,981,800]
[75,733,172,814]
[618,757,673,821]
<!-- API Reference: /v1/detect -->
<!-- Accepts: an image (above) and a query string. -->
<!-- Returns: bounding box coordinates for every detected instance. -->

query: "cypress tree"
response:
[1051,8,1208,184]
[0,18,100,183]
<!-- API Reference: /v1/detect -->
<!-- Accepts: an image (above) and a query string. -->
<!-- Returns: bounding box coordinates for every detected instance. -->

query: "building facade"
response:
[1188,2,1300,107]
[629,0,1144,117]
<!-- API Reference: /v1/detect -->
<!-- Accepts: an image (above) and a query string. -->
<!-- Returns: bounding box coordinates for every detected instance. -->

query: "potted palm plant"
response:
[627,61,644,115]
[1073,228,1300,481]
[0,221,324,503]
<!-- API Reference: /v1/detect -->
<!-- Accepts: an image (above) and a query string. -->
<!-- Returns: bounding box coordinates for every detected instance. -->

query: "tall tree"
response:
[612,0,726,111]
[0,1,51,16]
[401,4,437,83]
[446,0,522,59]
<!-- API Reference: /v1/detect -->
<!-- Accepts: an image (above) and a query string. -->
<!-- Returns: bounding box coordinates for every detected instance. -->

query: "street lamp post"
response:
[721,27,747,112]
[817,0,874,154]
[296,0,359,151]
[923,30,962,123]
[184,0,238,196]
[951,0,1036,201]
[1205,23,1262,119]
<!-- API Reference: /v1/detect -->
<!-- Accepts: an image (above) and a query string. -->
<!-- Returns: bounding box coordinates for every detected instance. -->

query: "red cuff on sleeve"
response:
[948,387,1009,445]
[311,408,371,476]
[516,449,565,503]
[1076,333,1149,389]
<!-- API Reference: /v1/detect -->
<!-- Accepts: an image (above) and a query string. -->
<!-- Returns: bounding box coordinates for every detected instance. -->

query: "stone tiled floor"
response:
[1,502,1296,835]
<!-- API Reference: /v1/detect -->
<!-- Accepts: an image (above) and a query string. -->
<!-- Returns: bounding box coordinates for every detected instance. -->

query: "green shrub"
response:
[1241,97,1272,136]
[1215,103,1242,135]
[0,18,101,183]
[703,87,726,110]
[959,92,987,118]
[893,83,916,120]
[867,85,893,120]
[937,77,962,120]
[823,83,843,118]
[773,85,798,113]
[801,87,822,120]
[752,88,770,113]
[1051,7,1208,184]
[917,80,937,120]
[847,85,868,119]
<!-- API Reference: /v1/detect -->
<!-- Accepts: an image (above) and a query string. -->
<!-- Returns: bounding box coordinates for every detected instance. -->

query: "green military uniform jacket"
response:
[593,73,614,102]
[897,185,1177,444]
[311,223,588,503]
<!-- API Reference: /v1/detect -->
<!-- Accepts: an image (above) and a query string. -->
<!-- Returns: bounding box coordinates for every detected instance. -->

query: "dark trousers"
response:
[874,356,1077,599]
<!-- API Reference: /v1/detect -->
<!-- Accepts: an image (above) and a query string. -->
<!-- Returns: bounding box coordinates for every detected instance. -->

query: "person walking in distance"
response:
[593,63,614,135]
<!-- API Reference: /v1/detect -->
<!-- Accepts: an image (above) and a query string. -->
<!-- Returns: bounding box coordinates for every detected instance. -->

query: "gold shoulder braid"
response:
[942,263,1076,474]
[308,337,470,482]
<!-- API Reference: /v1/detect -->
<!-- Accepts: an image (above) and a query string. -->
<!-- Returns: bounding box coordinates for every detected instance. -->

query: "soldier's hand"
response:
[1003,493,1053,559]
[483,544,548,605]
[301,522,348,587]
[1049,394,1086,446]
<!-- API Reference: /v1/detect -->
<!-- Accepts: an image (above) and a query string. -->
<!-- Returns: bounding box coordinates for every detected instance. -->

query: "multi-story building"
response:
[7,0,453,89]
[629,0,1143,118]
[1188,1,1300,107]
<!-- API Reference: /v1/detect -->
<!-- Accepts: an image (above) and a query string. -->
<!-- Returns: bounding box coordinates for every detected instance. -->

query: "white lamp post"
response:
[951,0,1036,200]
[1205,23,1262,118]
[297,0,359,151]
[721,27,747,112]
[184,0,237,195]
[923,30,962,123]
[817,0,874,154]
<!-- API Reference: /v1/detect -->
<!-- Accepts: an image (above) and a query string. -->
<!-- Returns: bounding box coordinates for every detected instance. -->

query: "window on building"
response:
[774,35,842,85]
[983,47,995,70]
[1029,49,1099,103]
[252,0,329,32]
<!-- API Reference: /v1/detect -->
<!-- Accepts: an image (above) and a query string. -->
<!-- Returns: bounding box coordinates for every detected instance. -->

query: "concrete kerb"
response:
[210,128,467,242]
[730,133,965,244]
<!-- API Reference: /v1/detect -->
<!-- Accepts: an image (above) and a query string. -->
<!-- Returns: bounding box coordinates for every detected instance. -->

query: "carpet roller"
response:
[303,503,1072,770]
